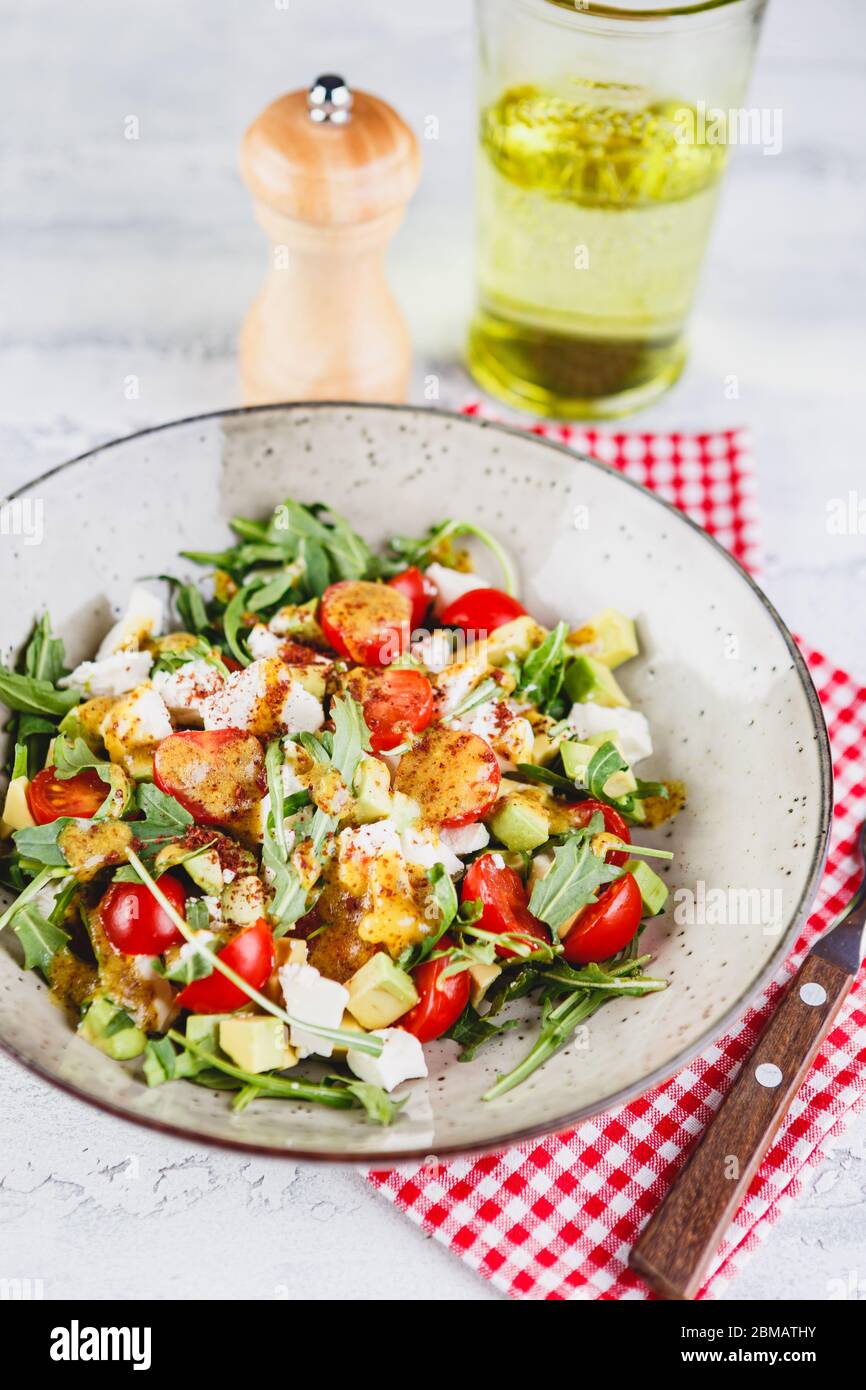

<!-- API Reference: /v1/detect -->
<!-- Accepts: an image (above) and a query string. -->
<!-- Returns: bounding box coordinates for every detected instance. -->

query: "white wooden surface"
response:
[1,0,865,1302]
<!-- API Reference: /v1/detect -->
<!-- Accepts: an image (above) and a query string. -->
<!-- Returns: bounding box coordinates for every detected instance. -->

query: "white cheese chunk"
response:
[410,630,456,673]
[347,1028,428,1092]
[567,701,653,765]
[151,658,225,724]
[59,650,153,698]
[279,962,349,1059]
[201,657,323,737]
[99,683,173,745]
[338,819,462,878]
[247,624,282,660]
[439,822,490,857]
[426,563,481,617]
[96,586,164,659]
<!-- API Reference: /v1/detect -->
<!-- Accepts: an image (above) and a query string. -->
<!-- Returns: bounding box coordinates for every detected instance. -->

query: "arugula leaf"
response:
[516,621,568,712]
[505,764,582,795]
[447,1004,520,1062]
[134,784,194,836]
[309,504,376,582]
[297,536,331,597]
[23,614,66,685]
[222,583,255,666]
[11,904,70,973]
[11,822,71,869]
[0,668,79,717]
[307,694,371,853]
[53,736,112,782]
[331,1076,406,1126]
[262,740,310,937]
[143,1036,181,1086]
[444,676,499,723]
[585,740,630,804]
[528,830,621,931]
[384,520,518,596]
[152,637,227,676]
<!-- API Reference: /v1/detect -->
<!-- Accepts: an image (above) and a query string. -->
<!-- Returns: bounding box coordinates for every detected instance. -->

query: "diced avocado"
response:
[330,1009,368,1057]
[184,847,225,896]
[560,739,637,799]
[185,1013,231,1054]
[489,794,550,852]
[625,858,669,916]
[346,953,418,1030]
[485,615,548,665]
[287,665,327,700]
[352,755,392,824]
[78,996,147,1060]
[272,598,326,646]
[564,654,630,709]
[62,698,115,750]
[570,608,639,669]
[221,874,265,926]
[275,936,308,969]
[1,777,35,835]
[468,961,501,1010]
[219,1015,297,1073]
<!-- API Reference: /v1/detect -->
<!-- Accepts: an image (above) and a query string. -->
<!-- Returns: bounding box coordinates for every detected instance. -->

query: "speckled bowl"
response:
[0,404,831,1161]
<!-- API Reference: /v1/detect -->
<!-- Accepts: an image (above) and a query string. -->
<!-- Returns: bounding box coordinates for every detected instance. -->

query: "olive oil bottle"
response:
[467,80,728,419]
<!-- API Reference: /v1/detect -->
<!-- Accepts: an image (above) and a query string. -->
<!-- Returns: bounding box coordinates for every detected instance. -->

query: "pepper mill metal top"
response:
[240,74,419,225]
[307,73,353,125]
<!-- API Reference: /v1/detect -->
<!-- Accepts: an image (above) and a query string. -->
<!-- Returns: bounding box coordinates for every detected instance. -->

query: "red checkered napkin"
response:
[368,423,866,1300]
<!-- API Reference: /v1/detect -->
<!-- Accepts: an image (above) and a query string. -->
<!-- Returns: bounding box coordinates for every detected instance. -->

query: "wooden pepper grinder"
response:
[239,74,420,405]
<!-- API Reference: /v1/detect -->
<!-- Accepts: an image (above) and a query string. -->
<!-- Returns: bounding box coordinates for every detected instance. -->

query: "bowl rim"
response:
[0,401,833,1164]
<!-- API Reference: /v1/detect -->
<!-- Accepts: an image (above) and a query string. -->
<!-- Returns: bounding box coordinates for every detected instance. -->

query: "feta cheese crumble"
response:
[278,962,349,1059]
[152,658,225,724]
[425,563,480,616]
[59,650,153,698]
[201,657,324,737]
[346,1027,428,1092]
[567,701,653,765]
[96,586,164,659]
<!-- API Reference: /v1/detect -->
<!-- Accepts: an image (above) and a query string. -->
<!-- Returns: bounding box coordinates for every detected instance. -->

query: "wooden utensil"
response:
[239,74,420,406]
[630,822,866,1300]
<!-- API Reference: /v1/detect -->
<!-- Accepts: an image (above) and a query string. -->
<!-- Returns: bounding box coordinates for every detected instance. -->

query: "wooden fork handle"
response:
[629,952,853,1300]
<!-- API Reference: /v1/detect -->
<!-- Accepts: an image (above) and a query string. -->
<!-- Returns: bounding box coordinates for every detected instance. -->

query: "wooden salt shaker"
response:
[239,74,420,405]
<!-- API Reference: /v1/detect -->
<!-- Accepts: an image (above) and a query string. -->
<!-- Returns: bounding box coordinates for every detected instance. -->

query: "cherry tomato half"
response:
[462,853,549,959]
[439,587,526,637]
[387,567,436,630]
[393,726,500,828]
[565,800,631,867]
[320,580,412,666]
[176,919,275,1014]
[153,728,266,825]
[347,667,434,752]
[26,767,108,825]
[100,872,187,956]
[400,936,470,1042]
[561,872,642,965]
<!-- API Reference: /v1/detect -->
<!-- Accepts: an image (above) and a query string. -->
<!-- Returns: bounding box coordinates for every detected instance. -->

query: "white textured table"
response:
[2,0,864,1302]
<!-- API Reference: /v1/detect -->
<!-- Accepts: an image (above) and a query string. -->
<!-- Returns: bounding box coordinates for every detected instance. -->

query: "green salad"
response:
[0,498,683,1124]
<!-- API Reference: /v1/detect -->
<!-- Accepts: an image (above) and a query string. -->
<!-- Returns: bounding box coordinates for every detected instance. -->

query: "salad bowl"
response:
[0,403,831,1160]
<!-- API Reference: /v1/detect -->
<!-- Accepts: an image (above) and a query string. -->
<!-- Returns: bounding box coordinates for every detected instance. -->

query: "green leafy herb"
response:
[0,668,79,718]
[308,694,371,852]
[262,740,309,936]
[331,1076,406,1126]
[444,676,499,723]
[384,520,517,596]
[23,614,66,685]
[11,823,72,869]
[398,864,482,971]
[528,830,621,931]
[447,1004,520,1062]
[11,904,70,973]
[131,784,194,847]
[53,736,112,782]
[516,621,568,712]
[152,637,228,676]
[505,763,583,796]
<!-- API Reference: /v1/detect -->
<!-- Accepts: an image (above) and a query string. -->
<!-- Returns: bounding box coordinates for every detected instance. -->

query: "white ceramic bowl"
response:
[0,404,831,1160]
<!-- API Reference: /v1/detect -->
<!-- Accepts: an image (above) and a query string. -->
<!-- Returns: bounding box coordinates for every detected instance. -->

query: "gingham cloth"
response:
[368,423,866,1300]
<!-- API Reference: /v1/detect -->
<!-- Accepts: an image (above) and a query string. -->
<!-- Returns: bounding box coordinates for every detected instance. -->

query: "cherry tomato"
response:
[462,854,549,958]
[387,567,436,630]
[153,729,266,825]
[26,767,108,825]
[439,587,526,637]
[561,873,642,965]
[393,726,500,828]
[347,667,434,752]
[100,872,187,956]
[400,936,471,1042]
[176,919,275,1014]
[565,800,631,867]
[320,580,411,666]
